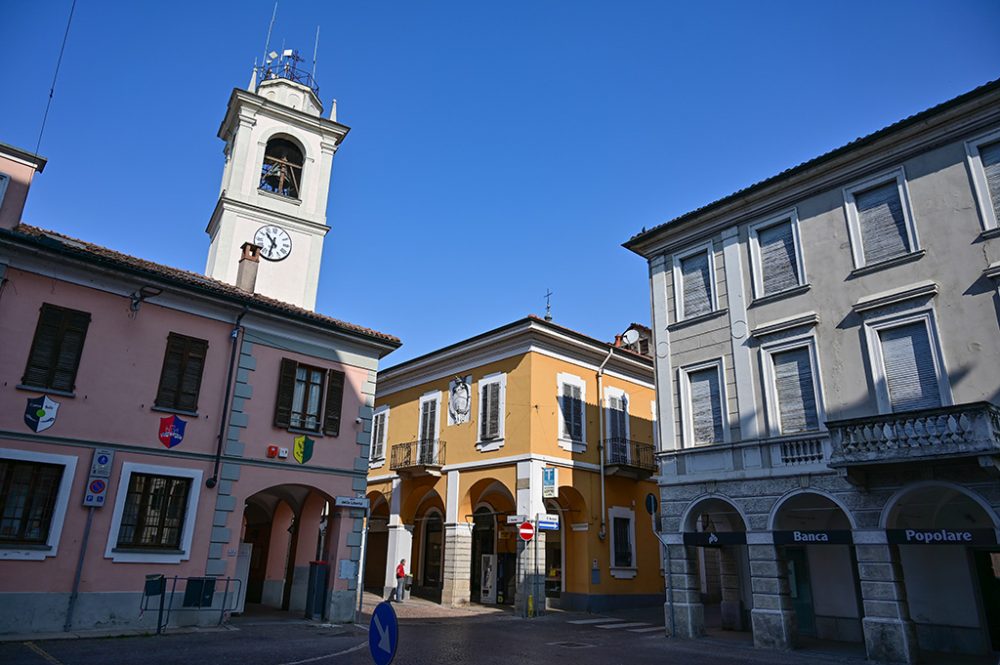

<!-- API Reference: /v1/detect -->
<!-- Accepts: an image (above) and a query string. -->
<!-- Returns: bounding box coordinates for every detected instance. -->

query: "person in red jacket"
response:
[391,558,407,602]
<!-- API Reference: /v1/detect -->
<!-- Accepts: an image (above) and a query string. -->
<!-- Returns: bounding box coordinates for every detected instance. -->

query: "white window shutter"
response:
[688,368,723,444]
[758,220,799,295]
[980,140,1000,222]
[681,251,712,318]
[856,181,910,264]
[372,413,385,458]
[879,322,942,412]
[772,348,818,434]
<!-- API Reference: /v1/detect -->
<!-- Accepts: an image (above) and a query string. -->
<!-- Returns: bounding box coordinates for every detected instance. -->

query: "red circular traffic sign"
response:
[518,521,534,542]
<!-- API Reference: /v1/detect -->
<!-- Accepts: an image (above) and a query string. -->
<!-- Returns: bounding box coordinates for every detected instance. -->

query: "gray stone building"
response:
[625,79,1000,662]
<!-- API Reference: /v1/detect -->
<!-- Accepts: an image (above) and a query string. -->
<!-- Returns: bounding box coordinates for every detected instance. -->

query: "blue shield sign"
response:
[158,415,187,449]
[24,395,60,433]
[369,601,398,665]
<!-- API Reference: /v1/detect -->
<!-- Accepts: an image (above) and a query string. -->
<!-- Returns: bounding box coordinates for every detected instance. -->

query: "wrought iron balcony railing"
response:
[603,437,657,473]
[828,402,1000,467]
[389,439,446,471]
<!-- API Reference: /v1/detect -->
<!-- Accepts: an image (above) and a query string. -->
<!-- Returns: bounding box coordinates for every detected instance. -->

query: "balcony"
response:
[659,433,832,483]
[603,438,657,479]
[828,402,1000,479]
[389,439,446,477]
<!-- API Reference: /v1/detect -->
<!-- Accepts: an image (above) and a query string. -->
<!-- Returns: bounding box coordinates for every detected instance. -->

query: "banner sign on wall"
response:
[683,531,747,547]
[886,528,997,546]
[772,530,853,545]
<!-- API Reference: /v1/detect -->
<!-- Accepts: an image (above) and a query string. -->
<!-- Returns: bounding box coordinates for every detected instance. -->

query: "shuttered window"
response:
[323,370,345,436]
[0,460,63,545]
[21,304,91,392]
[771,347,819,434]
[420,399,438,444]
[613,517,632,567]
[274,358,336,432]
[680,251,712,319]
[878,322,942,412]
[116,473,191,550]
[757,219,800,295]
[480,381,501,440]
[980,140,1000,223]
[560,383,583,441]
[371,411,387,459]
[855,181,910,264]
[154,333,208,413]
[688,367,723,444]
[607,394,628,440]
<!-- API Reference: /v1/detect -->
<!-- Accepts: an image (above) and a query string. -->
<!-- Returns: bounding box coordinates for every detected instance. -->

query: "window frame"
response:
[678,358,730,448]
[273,358,345,436]
[842,167,920,270]
[0,172,9,209]
[603,386,630,442]
[153,332,209,415]
[862,308,952,415]
[418,390,441,445]
[759,334,826,437]
[964,128,1000,233]
[556,372,587,453]
[0,448,77,561]
[370,405,389,468]
[671,241,718,323]
[105,462,202,563]
[20,303,91,394]
[747,209,807,300]
[476,373,507,452]
[608,505,637,579]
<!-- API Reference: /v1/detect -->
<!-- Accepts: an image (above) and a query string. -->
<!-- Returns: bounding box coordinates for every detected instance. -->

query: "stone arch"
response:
[880,481,1000,530]
[680,494,750,533]
[767,488,858,531]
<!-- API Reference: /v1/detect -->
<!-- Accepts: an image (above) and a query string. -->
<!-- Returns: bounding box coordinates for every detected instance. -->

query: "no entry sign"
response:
[519,521,535,542]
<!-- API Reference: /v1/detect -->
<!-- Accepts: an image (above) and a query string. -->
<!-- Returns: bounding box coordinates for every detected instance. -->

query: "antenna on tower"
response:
[312,25,320,81]
[261,2,278,72]
[544,289,554,322]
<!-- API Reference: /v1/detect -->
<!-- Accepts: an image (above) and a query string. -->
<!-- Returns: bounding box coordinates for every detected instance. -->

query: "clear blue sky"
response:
[5,1,1000,364]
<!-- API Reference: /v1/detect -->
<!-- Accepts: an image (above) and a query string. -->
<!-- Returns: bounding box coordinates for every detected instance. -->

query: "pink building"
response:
[0,56,399,634]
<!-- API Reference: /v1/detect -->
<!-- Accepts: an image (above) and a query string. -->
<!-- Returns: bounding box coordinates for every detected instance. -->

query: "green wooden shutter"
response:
[273,358,298,428]
[323,370,345,436]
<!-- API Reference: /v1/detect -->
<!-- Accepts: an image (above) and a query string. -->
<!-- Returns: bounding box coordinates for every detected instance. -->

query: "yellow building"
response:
[363,316,661,612]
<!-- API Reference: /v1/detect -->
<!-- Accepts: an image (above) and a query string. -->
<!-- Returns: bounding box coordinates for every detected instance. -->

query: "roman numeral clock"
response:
[254,225,292,261]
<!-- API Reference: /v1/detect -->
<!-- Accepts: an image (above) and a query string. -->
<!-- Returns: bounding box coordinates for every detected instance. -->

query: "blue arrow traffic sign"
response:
[369,601,398,665]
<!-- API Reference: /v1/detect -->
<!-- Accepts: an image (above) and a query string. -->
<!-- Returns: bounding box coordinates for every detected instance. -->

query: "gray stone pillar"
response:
[665,544,704,638]
[441,523,472,606]
[719,546,744,630]
[855,543,918,664]
[749,544,797,650]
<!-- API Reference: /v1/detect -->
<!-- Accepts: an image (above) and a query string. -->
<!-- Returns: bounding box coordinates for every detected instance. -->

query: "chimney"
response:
[236,242,261,292]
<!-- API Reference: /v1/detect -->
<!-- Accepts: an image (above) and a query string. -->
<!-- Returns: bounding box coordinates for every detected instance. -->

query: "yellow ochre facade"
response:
[363,316,662,612]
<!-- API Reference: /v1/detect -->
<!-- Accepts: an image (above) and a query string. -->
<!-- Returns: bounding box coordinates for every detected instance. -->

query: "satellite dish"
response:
[622,329,640,346]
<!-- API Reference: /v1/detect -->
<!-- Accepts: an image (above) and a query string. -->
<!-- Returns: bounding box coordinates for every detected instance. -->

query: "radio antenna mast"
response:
[261,2,278,70]
[312,25,320,80]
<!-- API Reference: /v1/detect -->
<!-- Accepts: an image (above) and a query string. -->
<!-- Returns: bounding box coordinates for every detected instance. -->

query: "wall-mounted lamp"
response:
[129,285,164,314]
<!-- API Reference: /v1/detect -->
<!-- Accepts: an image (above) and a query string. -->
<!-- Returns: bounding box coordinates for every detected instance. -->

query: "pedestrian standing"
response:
[393,558,407,602]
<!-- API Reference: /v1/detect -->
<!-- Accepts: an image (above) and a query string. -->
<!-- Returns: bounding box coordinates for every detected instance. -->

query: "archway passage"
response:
[772,492,861,643]
[363,492,389,593]
[885,484,1000,655]
[463,479,517,606]
[471,506,497,604]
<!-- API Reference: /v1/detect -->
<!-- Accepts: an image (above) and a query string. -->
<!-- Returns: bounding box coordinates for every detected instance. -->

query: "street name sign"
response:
[335,496,369,509]
[537,513,559,531]
[506,514,527,524]
[369,601,398,665]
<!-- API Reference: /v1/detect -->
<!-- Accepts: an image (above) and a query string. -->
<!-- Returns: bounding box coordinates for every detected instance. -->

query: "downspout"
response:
[596,346,614,541]
[207,305,248,488]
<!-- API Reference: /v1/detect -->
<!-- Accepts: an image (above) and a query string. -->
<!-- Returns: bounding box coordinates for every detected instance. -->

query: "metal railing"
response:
[828,401,1000,466]
[389,439,446,470]
[139,575,242,634]
[603,437,656,472]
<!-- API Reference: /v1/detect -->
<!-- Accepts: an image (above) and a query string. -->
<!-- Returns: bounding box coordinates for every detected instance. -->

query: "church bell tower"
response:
[205,51,349,310]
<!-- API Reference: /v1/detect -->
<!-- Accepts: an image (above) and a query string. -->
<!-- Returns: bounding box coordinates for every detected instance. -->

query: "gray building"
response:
[625,79,1000,663]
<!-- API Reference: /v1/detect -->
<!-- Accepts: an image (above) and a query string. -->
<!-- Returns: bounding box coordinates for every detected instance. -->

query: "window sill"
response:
[558,438,586,454]
[113,547,184,555]
[476,438,504,453]
[610,566,637,580]
[749,284,811,308]
[108,547,189,564]
[667,308,728,332]
[369,457,385,469]
[151,406,199,418]
[257,189,302,205]
[0,542,50,551]
[849,249,925,278]
[979,227,1000,240]
[0,544,54,561]
[16,384,75,398]
[287,427,323,438]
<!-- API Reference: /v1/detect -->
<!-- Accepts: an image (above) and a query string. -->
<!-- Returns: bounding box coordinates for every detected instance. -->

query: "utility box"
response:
[144,574,165,597]
[304,561,329,620]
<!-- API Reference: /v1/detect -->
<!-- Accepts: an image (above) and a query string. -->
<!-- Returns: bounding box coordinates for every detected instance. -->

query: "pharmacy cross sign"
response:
[519,521,535,542]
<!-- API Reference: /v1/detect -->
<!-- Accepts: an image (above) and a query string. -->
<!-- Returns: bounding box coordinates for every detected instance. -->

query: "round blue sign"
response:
[368,601,398,665]
[97,454,109,465]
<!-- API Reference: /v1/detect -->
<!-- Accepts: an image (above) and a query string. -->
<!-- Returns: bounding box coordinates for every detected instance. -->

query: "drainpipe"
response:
[596,346,615,541]
[207,306,248,488]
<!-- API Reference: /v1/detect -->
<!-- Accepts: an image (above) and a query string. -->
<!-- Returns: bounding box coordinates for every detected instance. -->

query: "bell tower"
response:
[205,51,349,310]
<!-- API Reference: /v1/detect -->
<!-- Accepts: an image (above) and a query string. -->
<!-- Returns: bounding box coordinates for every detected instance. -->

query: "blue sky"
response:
[5,1,1000,364]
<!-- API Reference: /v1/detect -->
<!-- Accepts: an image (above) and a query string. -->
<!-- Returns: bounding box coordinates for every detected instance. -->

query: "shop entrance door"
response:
[973,550,1000,651]
[786,547,816,636]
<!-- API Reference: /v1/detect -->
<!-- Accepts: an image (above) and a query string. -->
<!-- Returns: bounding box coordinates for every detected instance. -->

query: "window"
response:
[274,359,345,435]
[0,449,76,560]
[0,460,64,545]
[748,210,805,299]
[843,169,919,269]
[864,311,952,415]
[259,137,304,199]
[763,340,823,436]
[477,373,507,451]
[0,173,9,208]
[557,373,586,452]
[371,406,388,464]
[105,462,202,563]
[418,392,440,464]
[965,130,1000,232]
[154,333,208,413]
[672,242,716,322]
[604,387,630,463]
[116,473,191,550]
[608,506,636,578]
[21,303,91,393]
[680,360,727,446]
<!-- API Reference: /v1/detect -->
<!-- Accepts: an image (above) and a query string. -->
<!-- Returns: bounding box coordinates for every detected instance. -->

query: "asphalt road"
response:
[0,609,875,665]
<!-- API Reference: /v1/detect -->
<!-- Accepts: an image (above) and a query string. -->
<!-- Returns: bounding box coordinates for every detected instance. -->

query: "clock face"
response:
[254,225,292,261]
